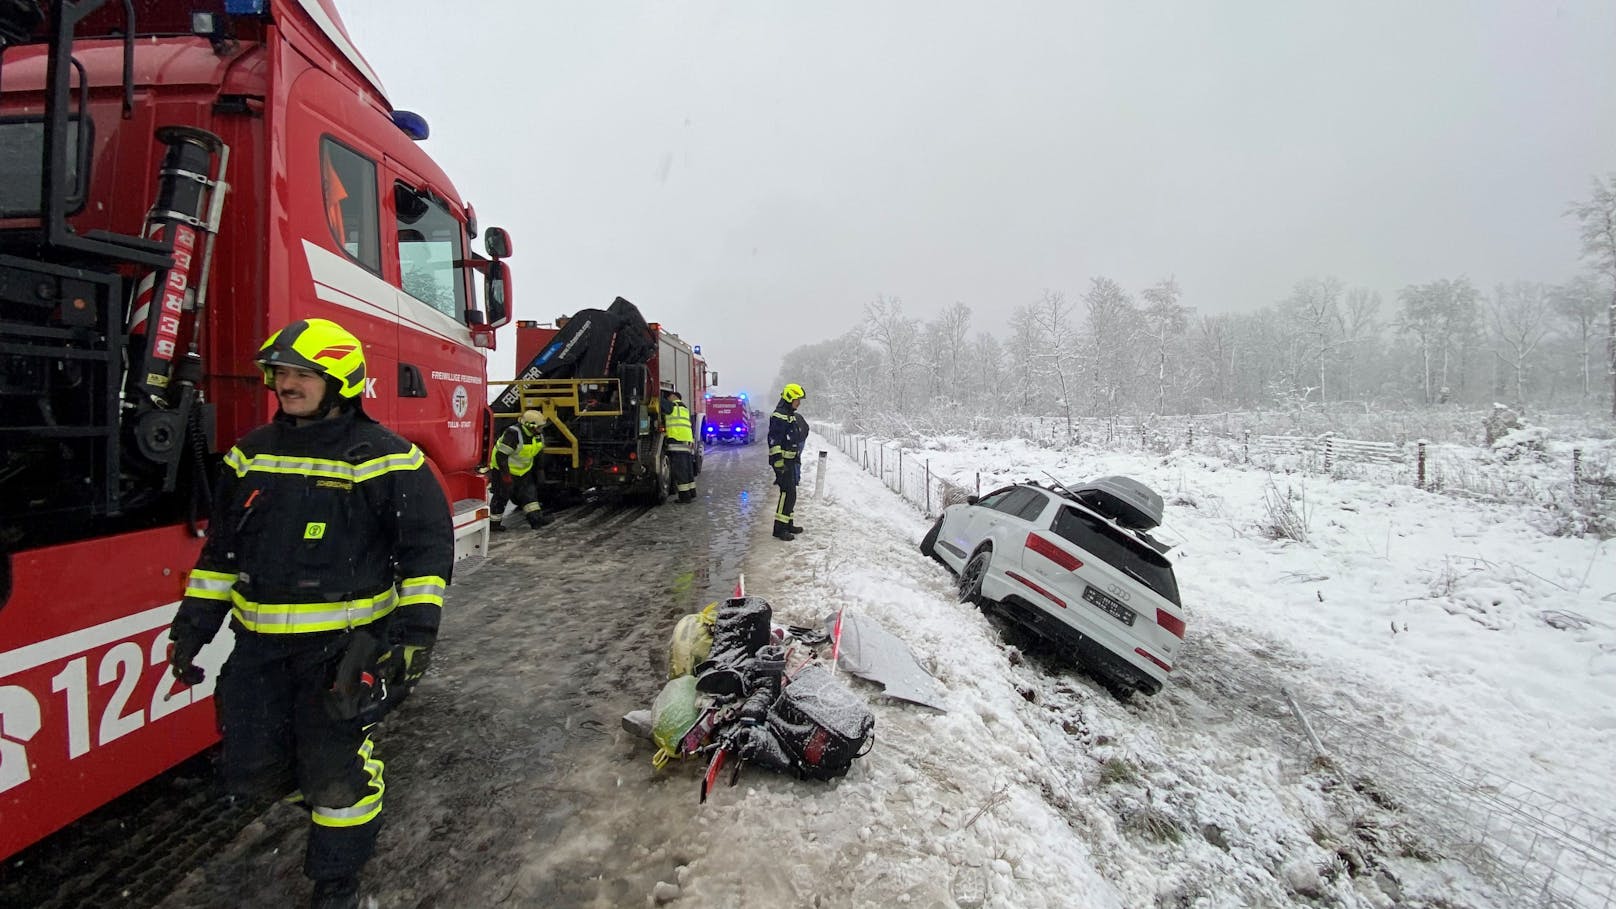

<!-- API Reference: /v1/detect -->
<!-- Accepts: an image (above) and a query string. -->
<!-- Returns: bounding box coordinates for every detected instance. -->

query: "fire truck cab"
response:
[0,0,511,860]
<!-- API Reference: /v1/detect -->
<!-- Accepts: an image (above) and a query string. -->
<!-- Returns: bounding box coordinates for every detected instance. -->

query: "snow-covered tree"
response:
[924,301,973,396]
[863,296,921,414]
[1138,277,1192,414]
[1569,174,1616,416]
[1334,287,1384,401]
[1281,276,1343,403]
[1489,281,1556,405]
[1028,290,1084,439]
[1551,274,1609,402]
[1397,278,1480,404]
[970,331,1006,411]
[1082,277,1137,416]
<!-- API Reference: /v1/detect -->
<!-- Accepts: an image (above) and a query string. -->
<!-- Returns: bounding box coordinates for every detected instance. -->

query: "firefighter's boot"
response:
[786,522,804,535]
[311,875,360,909]
[772,522,795,542]
[490,520,507,533]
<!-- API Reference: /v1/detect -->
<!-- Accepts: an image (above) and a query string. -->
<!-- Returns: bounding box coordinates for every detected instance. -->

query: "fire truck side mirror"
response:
[484,226,512,259]
[708,371,719,387]
[482,259,512,328]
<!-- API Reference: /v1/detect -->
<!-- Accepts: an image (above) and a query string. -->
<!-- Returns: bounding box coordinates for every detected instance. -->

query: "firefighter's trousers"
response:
[773,461,800,534]
[668,447,696,499]
[217,628,386,881]
[491,470,543,527]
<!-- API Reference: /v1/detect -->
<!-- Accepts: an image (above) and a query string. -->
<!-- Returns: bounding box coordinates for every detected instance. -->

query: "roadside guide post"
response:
[815,450,828,500]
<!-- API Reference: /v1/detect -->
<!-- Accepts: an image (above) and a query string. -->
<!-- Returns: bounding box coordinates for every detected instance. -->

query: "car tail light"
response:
[1156,609,1185,639]
[1025,533,1082,571]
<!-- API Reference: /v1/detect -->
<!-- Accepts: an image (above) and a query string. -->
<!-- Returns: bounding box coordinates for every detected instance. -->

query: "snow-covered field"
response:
[700,430,1616,908]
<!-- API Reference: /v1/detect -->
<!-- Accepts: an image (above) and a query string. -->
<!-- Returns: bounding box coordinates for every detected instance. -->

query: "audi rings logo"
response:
[1107,583,1131,602]
[451,385,470,418]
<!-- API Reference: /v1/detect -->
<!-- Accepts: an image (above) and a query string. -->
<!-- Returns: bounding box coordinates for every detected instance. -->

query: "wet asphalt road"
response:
[149,443,776,908]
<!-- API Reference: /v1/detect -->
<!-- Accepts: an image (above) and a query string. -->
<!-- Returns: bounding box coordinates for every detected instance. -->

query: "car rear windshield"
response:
[1051,507,1180,606]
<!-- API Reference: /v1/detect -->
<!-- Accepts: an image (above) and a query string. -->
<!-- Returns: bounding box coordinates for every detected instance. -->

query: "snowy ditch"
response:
[688,430,1616,908]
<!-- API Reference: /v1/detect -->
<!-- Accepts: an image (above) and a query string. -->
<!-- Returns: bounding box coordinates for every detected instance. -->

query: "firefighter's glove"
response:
[399,644,433,686]
[167,622,208,686]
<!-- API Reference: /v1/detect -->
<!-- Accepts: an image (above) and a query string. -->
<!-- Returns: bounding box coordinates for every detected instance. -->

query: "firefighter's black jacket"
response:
[768,398,809,469]
[174,407,453,647]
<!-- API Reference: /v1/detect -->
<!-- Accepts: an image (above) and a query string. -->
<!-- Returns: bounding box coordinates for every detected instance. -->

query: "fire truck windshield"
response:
[0,117,86,217]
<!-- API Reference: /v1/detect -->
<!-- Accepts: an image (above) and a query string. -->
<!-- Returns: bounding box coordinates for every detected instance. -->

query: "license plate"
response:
[1083,585,1135,626]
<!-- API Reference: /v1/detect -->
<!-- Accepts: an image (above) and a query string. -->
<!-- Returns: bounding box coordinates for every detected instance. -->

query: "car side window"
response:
[1013,491,1049,522]
[975,489,1015,511]
[990,488,1038,517]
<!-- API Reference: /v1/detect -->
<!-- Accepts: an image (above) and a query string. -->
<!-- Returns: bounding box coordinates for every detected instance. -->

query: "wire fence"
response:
[813,422,1616,907]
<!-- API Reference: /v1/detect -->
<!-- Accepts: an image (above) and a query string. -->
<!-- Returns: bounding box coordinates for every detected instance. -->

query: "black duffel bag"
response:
[767,663,874,780]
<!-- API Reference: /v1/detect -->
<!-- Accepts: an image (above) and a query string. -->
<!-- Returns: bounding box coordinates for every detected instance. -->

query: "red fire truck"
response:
[498,306,714,503]
[0,0,512,859]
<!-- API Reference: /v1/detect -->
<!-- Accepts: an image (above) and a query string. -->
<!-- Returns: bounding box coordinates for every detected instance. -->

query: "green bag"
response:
[651,675,700,767]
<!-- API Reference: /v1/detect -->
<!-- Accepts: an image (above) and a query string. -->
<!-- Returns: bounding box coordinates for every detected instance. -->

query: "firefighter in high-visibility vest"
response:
[768,383,809,540]
[166,318,451,909]
[661,389,698,503]
[490,409,550,530]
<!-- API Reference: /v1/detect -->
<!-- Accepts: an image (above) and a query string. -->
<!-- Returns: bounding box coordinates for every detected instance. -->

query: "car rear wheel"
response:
[958,547,992,606]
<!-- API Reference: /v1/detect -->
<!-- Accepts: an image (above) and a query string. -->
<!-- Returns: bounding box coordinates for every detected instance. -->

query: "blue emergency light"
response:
[391,111,431,141]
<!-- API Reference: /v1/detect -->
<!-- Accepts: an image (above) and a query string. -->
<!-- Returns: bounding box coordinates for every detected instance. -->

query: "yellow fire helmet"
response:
[521,410,547,430]
[256,318,367,399]
[781,383,805,403]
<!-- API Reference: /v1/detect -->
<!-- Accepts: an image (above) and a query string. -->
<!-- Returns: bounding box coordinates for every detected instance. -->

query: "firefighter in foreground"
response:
[167,318,452,909]
[768,382,810,540]
[662,388,698,502]
[490,409,552,529]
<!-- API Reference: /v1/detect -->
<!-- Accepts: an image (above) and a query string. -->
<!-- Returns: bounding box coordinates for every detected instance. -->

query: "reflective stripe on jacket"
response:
[768,398,809,467]
[665,403,694,444]
[174,409,453,643]
[494,424,544,477]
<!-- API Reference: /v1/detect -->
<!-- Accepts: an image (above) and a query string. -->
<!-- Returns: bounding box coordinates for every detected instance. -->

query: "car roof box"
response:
[1069,476,1163,530]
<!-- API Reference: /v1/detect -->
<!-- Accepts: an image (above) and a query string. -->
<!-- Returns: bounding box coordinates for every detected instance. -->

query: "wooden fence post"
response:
[1322,433,1335,472]
[1573,448,1582,489]
[1188,424,1195,450]
[1417,440,1427,489]
[1243,429,1251,464]
[976,471,981,496]
[926,459,932,514]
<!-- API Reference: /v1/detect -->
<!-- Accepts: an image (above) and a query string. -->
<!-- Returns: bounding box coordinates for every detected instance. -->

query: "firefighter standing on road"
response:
[166,318,452,909]
[490,409,551,530]
[662,389,698,503]
[768,383,810,541]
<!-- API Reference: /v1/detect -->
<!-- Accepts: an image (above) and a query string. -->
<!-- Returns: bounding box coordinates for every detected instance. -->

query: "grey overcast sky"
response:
[339,1,1616,399]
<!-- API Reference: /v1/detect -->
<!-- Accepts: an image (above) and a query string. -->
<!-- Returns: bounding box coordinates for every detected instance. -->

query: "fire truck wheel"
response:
[650,451,671,505]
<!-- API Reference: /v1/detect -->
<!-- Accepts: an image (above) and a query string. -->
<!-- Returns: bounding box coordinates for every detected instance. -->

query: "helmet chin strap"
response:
[309,376,346,420]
